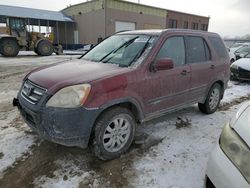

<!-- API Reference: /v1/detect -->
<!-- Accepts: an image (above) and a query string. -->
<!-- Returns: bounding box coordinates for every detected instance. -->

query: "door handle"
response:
[181,70,190,75]
[210,65,215,69]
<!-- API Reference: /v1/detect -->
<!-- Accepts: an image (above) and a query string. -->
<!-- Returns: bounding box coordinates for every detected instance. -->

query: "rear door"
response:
[185,36,215,103]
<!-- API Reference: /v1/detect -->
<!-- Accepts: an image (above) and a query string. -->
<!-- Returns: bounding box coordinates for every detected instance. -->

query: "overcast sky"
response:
[0,0,249,37]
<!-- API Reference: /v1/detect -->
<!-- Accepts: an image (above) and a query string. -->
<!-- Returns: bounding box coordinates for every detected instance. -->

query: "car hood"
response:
[27,59,130,93]
[232,58,250,70]
[231,102,250,146]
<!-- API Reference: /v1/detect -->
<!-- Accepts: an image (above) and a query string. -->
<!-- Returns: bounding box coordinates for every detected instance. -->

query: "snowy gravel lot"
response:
[0,52,250,188]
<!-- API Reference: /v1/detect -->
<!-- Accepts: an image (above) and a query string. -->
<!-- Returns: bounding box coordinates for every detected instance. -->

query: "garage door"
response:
[115,21,136,32]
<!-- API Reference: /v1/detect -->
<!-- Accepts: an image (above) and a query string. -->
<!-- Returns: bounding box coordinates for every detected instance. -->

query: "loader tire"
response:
[0,39,19,57]
[36,40,53,56]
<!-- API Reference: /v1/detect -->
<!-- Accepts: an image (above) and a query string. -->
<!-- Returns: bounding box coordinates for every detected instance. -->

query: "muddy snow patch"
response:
[33,159,104,188]
[0,126,35,178]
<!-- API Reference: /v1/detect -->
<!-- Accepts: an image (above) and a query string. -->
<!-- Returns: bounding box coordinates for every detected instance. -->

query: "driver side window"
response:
[156,36,186,67]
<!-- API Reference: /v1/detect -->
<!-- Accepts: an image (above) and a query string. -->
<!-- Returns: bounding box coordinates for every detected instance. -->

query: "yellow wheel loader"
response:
[0,18,63,57]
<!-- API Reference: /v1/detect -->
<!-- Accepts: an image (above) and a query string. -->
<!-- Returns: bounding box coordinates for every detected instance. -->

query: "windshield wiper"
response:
[128,37,152,66]
[100,36,139,63]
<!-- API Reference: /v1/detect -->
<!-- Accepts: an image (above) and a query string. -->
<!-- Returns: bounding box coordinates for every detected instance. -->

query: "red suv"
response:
[13,29,230,160]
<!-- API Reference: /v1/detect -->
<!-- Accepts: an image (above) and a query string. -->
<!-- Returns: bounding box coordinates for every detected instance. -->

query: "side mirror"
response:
[151,58,174,72]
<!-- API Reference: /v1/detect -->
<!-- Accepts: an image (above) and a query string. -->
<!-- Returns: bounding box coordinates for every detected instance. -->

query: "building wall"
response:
[73,10,105,44]
[62,0,210,45]
[56,22,75,45]
[166,10,209,31]
[105,10,166,37]
[62,0,105,44]
[106,0,166,36]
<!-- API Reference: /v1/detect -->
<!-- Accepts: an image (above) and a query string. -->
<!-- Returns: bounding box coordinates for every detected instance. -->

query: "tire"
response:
[0,39,19,57]
[36,40,53,56]
[34,47,39,55]
[230,75,238,81]
[230,58,235,64]
[90,107,136,160]
[198,83,222,114]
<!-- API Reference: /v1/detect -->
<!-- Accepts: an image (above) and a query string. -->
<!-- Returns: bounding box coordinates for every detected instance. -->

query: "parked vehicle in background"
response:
[235,46,250,60]
[228,48,236,63]
[230,53,250,81]
[229,42,250,56]
[206,102,250,188]
[0,17,62,57]
[13,29,230,160]
[229,42,250,63]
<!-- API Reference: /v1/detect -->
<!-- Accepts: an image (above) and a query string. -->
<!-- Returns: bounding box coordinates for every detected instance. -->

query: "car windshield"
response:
[82,34,157,67]
[230,43,243,48]
[235,46,250,53]
[245,53,250,58]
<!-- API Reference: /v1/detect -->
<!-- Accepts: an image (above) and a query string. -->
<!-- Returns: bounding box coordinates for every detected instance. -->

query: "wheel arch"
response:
[202,80,225,104]
[214,80,225,99]
[98,98,144,123]
[88,98,144,145]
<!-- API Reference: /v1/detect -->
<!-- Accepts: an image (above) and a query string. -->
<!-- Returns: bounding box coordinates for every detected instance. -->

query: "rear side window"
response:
[156,36,186,67]
[186,36,211,63]
[208,37,228,58]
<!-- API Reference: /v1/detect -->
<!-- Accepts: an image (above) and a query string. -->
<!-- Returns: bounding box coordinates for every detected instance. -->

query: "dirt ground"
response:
[0,53,250,188]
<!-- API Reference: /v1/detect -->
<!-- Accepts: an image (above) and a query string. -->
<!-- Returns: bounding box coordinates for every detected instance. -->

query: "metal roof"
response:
[0,5,74,22]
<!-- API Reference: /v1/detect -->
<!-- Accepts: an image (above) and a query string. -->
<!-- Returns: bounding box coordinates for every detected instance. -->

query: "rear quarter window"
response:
[208,37,228,58]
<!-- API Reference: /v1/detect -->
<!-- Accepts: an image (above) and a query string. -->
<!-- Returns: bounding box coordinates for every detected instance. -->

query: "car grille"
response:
[238,67,250,78]
[21,80,47,105]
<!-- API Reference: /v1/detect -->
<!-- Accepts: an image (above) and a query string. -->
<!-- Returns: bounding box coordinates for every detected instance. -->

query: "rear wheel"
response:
[91,107,136,160]
[36,40,53,56]
[0,39,19,57]
[199,83,222,114]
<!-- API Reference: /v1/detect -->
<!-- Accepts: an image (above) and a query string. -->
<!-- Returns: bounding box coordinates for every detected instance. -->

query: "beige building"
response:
[62,0,210,45]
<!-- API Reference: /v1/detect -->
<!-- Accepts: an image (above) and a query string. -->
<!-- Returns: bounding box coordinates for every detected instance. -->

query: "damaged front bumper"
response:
[13,95,101,148]
[231,67,250,81]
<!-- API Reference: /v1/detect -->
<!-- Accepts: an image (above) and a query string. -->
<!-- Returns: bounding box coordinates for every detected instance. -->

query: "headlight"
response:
[220,123,250,183]
[230,64,238,70]
[46,84,91,108]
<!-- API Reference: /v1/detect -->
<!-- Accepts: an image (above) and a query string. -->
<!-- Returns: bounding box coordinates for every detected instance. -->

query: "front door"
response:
[143,36,191,117]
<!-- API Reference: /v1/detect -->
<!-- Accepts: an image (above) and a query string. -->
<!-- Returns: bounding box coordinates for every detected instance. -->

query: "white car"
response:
[230,54,250,81]
[229,43,250,63]
[206,102,250,188]
[228,49,236,63]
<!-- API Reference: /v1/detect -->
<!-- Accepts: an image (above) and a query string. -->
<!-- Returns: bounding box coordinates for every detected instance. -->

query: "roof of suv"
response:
[118,29,218,37]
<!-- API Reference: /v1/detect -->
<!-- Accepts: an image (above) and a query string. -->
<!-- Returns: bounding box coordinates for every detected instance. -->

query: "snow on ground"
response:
[33,159,101,188]
[222,81,250,103]
[0,52,250,188]
[0,54,76,179]
[31,82,250,188]
[0,124,35,178]
[130,105,238,188]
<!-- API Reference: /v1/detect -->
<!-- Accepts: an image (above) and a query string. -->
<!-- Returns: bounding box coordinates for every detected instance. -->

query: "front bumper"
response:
[206,144,250,188]
[14,94,101,148]
[231,67,250,81]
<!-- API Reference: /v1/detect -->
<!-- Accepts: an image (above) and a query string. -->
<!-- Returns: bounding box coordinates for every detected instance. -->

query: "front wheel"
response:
[91,107,136,160]
[199,83,222,114]
[36,40,53,56]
